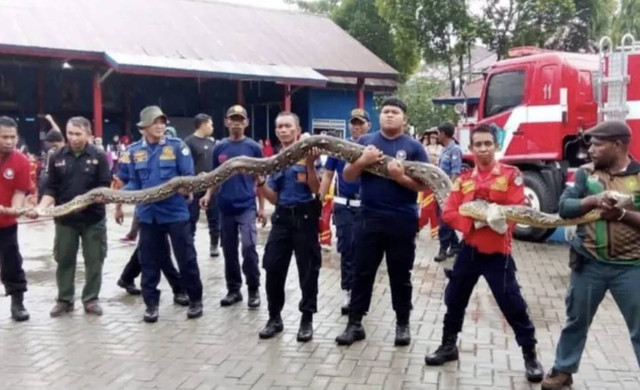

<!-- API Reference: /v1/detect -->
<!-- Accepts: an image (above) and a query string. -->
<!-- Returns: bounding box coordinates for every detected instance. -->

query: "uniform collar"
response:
[471,162,502,178]
[63,143,96,157]
[141,136,167,147]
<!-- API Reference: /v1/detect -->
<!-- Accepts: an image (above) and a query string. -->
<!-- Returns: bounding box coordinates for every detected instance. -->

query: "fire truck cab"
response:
[460,36,640,241]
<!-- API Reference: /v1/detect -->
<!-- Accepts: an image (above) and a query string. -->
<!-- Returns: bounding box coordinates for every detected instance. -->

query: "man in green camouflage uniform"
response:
[542,121,640,390]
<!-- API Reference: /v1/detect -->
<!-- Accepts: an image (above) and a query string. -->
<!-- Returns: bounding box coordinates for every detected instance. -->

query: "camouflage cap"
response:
[349,108,370,123]
[226,105,248,119]
[137,106,168,128]
[584,120,631,141]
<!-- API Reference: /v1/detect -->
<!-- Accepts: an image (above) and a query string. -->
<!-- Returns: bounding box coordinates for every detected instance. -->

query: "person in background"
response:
[422,129,443,166]
[184,113,221,257]
[263,139,274,157]
[319,108,370,315]
[433,122,462,262]
[38,129,65,202]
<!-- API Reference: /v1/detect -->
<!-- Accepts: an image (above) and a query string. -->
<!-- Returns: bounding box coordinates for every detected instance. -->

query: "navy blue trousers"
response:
[349,214,418,316]
[262,200,321,316]
[333,204,360,291]
[188,191,220,247]
[443,243,537,347]
[220,208,260,293]
[437,206,459,251]
[119,240,184,295]
[138,221,202,307]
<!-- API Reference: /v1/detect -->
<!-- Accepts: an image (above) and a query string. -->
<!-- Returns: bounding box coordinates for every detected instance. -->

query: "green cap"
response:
[137,106,168,128]
[226,105,248,119]
[584,120,631,141]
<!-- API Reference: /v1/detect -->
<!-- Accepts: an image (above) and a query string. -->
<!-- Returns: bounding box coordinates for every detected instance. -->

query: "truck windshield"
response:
[483,70,525,118]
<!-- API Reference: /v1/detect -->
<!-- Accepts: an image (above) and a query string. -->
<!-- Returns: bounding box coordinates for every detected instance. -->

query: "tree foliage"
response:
[611,0,640,45]
[377,0,476,81]
[396,78,458,132]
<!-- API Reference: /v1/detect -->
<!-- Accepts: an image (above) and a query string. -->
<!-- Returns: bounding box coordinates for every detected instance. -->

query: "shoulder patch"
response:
[514,174,523,186]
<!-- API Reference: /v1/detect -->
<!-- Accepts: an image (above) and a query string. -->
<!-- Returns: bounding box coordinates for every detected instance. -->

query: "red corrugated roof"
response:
[0,0,398,82]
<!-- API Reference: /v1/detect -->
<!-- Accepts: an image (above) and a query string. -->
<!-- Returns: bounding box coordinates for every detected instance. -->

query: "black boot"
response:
[187,301,203,319]
[446,243,461,258]
[433,247,448,262]
[220,291,243,307]
[143,305,159,323]
[259,314,284,339]
[297,312,313,342]
[247,289,260,309]
[10,292,29,322]
[335,312,366,346]
[425,333,459,366]
[394,312,411,346]
[522,345,544,383]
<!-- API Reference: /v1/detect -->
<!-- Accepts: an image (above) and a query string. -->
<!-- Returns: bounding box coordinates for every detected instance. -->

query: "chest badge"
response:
[396,150,407,161]
[160,146,176,160]
[3,168,14,180]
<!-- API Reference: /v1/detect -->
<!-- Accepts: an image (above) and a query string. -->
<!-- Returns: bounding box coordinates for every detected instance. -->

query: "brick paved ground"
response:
[0,205,637,390]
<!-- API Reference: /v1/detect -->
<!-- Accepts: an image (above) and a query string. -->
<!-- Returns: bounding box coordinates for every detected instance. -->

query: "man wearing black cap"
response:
[542,121,640,389]
[335,97,429,346]
[320,108,370,315]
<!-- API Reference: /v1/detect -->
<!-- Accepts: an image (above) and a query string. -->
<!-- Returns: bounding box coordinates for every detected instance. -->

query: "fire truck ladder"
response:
[598,34,640,122]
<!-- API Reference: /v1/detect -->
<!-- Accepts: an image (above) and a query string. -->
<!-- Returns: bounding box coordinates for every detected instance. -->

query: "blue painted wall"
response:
[307,88,378,138]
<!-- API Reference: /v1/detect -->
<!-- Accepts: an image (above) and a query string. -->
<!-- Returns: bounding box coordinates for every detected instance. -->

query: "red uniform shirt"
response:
[442,162,524,254]
[0,150,33,228]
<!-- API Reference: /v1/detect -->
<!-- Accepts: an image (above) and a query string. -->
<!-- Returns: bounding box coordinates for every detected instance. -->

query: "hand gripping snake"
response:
[14,135,630,227]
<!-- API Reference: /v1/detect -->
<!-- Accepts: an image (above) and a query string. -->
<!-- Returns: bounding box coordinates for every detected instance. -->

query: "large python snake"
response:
[13,135,629,228]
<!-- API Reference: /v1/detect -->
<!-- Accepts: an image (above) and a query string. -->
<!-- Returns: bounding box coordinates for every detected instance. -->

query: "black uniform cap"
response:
[584,121,631,141]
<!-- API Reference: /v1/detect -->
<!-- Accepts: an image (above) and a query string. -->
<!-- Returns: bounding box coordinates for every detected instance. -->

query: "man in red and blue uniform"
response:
[0,117,32,321]
[424,124,544,383]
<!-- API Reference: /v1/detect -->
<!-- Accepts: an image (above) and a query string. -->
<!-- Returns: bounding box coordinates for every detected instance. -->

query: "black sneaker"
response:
[394,324,411,346]
[433,248,448,262]
[117,279,141,295]
[247,289,260,309]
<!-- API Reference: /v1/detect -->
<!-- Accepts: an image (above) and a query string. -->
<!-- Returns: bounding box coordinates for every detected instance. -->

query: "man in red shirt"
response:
[424,125,544,383]
[0,116,33,321]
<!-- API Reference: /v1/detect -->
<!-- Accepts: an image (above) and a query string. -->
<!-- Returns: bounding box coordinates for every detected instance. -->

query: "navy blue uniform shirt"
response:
[268,158,314,206]
[212,137,263,215]
[124,137,195,224]
[325,147,360,199]
[357,131,429,218]
[439,142,462,177]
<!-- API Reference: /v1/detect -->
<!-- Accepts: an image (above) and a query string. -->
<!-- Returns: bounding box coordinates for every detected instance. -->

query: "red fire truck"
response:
[456,35,640,241]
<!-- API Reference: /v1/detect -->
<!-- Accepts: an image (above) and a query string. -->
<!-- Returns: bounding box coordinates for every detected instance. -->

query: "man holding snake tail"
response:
[424,124,544,383]
[542,121,640,390]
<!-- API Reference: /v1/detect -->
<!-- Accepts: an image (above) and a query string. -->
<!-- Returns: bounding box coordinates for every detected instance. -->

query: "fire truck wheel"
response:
[514,171,556,242]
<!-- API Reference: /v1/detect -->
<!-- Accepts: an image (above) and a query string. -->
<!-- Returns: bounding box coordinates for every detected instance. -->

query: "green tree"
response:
[611,0,640,45]
[377,0,477,81]
[285,0,420,80]
[548,0,615,52]
[478,0,575,59]
[397,78,458,132]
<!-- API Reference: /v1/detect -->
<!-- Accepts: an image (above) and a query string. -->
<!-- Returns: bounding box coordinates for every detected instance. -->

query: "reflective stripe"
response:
[334,197,361,207]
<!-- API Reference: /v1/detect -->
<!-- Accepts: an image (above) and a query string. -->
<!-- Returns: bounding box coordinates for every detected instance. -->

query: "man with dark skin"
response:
[542,121,640,389]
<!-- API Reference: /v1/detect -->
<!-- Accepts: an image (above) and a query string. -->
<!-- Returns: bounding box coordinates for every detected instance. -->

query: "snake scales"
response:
[14,135,627,228]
